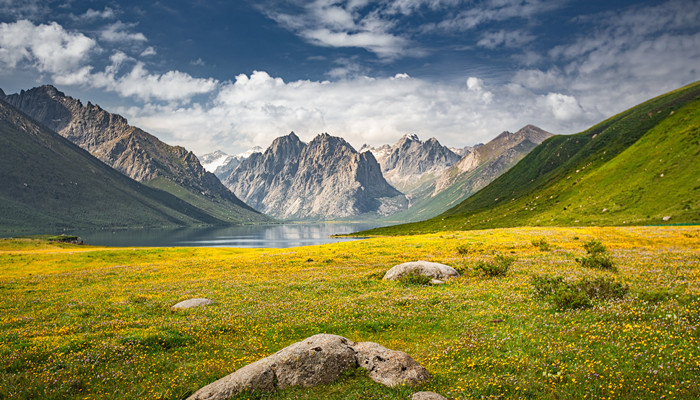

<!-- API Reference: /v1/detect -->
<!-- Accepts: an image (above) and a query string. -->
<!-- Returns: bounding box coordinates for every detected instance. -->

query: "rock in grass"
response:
[354,341,432,387]
[412,392,449,400]
[187,334,431,400]
[172,298,213,309]
[187,334,356,400]
[383,261,459,281]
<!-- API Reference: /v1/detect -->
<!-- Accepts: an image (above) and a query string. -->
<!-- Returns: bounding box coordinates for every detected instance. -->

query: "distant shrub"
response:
[577,239,616,271]
[473,255,515,277]
[532,275,628,310]
[531,237,552,251]
[398,272,432,286]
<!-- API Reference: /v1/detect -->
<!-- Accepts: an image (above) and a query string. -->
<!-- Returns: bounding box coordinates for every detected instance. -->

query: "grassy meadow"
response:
[1,226,699,399]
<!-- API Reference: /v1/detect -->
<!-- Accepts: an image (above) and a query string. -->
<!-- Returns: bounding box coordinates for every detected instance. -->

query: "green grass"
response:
[359,81,700,236]
[1,226,698,400]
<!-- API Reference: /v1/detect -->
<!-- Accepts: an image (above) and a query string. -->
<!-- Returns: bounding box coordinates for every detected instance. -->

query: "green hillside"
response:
[361,81,700,235]
[0,100,243,234]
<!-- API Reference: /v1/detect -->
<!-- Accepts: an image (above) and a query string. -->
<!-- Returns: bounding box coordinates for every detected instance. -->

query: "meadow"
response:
[0,226,698,399]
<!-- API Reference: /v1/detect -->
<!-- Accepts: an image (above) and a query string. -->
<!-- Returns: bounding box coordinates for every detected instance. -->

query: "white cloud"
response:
[124,70,582,155]
[431,0,564,32]
[72,7,115,21]
[477,30,535,49]
[99,21,147,43]
[545,92,583,121]
[265,1,420,59]
[526,0,700,117]
[140,46,156,57]
[0,20,97,76]
[0,20,217,103]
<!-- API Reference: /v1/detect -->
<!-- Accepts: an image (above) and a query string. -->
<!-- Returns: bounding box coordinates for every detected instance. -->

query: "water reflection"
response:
[73,222,387,248]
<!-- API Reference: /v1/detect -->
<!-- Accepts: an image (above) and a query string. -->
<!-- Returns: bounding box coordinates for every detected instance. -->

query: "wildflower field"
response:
[1,226,699,400]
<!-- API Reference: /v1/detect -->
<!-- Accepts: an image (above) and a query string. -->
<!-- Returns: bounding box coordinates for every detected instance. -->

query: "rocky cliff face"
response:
[221,132,407,220]
[434,125,552,194]
[2,85,264,222]
[361,134,461,193]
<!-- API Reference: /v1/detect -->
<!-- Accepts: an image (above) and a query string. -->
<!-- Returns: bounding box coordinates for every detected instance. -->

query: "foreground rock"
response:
[412,391,449,400]
[187,334,430,400]
[354,341,431,387]
[172,298,213,309]
[383,261,460,281]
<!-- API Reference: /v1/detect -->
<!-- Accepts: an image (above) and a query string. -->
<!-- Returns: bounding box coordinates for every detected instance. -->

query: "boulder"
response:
[272,334,357,389]
[412,392,449,400]
[187,334,356,400]
[354,341,431,387]
[172,298,213,309]
[383,261,459,281]
[187,334,431,399]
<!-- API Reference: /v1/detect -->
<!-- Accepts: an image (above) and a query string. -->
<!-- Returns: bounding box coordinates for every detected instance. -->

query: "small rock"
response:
[383,261,459,281]
[413,391,448,400]
[602,208,607,212]
[429,279,445,285]
[354,341,431,387]
[662,216,671,221]
[172,298,213,309]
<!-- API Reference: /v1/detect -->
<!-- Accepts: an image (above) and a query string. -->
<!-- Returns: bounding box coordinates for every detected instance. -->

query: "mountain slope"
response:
[0,99,230,233]
[1,85,267,223]
[221,132,407,220]
[360,81,700,235]
[379,125,551,222]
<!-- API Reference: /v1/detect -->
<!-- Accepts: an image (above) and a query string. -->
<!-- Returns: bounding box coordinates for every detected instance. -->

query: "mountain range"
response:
[0,86,267,225]
[218,132,407,220]
[360,80,700,235]
[0,97,245,232]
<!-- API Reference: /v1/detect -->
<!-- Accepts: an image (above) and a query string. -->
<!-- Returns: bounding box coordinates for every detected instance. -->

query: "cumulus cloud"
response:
[125,70,581,155]
[544,93,583,121]
[0,20,97,76]
[0,20,217,102]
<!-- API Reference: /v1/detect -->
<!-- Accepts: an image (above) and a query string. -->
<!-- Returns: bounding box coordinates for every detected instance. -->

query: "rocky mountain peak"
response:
[220,131,407,219]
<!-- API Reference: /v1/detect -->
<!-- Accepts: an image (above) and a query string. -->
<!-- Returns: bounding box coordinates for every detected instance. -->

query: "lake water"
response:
[73,222,390,248]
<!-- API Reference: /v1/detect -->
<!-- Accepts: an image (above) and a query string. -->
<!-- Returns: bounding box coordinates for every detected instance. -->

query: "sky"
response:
[0,0,699,156]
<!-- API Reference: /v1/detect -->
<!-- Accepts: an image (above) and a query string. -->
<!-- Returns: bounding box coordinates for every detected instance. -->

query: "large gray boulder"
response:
[188,334,356,400]
[172,298,213,309]
[187,334,430,399]
[383,261,460,281]
[354,341,431,387]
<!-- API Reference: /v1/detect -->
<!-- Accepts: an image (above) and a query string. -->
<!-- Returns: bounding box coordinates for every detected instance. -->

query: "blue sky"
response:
[1,0,699,155]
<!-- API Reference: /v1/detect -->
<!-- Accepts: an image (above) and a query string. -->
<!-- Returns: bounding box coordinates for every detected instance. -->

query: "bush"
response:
[531,275,628,310]
[398,272,432,285]
[577,239,616,271]
[531,237,551,251]
[473,255,515,277]
[552,286,592,310]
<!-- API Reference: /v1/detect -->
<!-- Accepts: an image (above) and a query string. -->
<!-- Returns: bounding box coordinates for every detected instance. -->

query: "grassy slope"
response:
[363,81,700,235]
[0,101,230,234]
[146,177,274,224]
[0,226,698,399]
